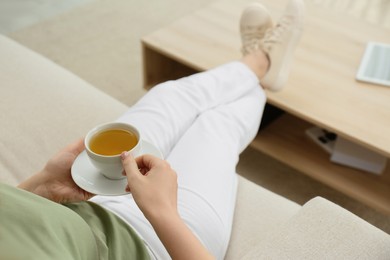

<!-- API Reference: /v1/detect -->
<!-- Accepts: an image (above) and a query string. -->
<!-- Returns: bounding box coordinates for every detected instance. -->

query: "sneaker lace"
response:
[262,16,293,53]
[241,26,263,54]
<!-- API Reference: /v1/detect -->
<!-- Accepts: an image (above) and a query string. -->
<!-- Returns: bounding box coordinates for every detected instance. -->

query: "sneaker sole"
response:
[269,0,305,91]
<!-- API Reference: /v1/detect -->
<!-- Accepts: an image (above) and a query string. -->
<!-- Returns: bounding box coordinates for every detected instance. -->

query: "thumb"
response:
[62,138,85,156]
[121,152,141,180]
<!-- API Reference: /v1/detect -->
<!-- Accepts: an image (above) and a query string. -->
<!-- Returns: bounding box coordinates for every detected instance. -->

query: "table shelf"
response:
[142,42,198,90]
[252,113,390,215]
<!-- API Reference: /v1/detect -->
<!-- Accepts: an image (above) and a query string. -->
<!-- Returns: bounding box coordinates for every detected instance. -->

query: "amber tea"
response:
[89,129,138,156]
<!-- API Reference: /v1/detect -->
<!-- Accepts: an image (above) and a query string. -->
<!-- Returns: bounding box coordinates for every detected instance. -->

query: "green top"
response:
[0,184,150,260]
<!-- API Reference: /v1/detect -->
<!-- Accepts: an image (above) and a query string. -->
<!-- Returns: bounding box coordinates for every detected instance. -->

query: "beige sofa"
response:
[1,34,389,259]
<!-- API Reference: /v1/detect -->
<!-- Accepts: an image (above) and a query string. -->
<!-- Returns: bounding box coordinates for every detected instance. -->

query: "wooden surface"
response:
[141,0,390,214]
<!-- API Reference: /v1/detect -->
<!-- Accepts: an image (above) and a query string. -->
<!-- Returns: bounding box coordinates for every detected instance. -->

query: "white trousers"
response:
[91,62,266,259]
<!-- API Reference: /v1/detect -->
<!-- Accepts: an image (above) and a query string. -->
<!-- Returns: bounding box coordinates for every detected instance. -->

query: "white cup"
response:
[85,122,142,179]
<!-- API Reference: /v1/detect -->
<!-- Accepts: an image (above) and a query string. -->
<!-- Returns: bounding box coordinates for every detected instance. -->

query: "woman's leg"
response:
[90,62,266,259]
[116,61,262,158]
[167,86,266,259]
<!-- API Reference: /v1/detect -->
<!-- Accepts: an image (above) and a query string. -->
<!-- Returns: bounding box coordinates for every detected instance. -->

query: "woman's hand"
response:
[121,152,178,221]
[121,153,214,260]
[18,139,94,203]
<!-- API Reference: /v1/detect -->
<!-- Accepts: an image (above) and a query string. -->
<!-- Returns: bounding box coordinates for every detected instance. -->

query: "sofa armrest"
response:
[243,197,390,259]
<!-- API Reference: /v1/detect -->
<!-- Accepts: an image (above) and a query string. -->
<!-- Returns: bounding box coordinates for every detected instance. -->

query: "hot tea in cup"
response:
[85,122,142,179]
[89,129,138,156]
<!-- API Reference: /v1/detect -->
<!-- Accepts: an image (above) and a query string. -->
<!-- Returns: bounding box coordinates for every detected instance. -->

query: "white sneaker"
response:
[261,0,305,91]
[240,3,273,56]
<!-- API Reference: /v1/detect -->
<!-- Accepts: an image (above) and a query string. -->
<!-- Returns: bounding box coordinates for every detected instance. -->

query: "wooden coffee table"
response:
[141,0,390,214]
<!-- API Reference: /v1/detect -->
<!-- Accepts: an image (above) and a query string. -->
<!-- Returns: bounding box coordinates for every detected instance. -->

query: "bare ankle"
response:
[241,50,270,80]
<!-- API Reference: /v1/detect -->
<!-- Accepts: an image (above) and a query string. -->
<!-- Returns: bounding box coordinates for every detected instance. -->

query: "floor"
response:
[0,0,93,34]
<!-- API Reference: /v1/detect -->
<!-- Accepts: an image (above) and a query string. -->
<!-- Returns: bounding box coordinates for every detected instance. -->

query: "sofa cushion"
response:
[0,35,128,185]
[243,196,390,259]
[225,176,300,259]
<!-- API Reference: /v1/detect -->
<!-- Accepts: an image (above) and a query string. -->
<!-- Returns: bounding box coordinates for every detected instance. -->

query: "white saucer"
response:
[71,140,163,196]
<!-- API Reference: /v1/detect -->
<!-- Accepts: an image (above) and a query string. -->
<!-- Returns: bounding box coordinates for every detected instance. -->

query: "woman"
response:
[1,1,304,259]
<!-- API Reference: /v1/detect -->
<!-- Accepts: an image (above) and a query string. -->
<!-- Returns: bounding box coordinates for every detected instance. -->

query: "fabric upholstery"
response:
[244,197,390,259]
[226,176,300,259]
[0,34,127,185]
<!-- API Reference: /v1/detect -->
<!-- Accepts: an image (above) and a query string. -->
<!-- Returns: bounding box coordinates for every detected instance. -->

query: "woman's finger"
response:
[135,154,165,170]
[64,138,85,156]
[121,152,141,179]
